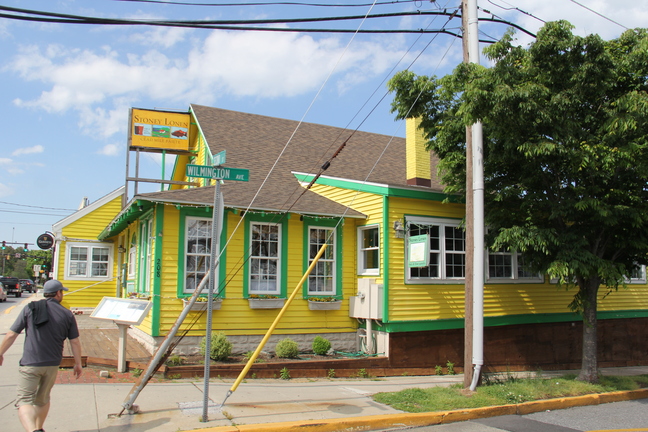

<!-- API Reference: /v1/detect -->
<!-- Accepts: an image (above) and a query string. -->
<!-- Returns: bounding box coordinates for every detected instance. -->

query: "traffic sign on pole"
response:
[213,150,226,166]
[186,164,249,182]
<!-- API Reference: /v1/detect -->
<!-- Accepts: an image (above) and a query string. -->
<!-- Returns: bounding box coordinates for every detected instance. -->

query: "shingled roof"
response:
[133,104,442,218]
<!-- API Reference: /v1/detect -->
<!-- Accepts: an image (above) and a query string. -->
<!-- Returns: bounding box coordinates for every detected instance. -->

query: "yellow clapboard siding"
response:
[153,208,356,336]
[58,194,124,309]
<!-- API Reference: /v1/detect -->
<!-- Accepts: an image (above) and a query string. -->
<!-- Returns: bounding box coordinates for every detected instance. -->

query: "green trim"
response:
[293,173,461,203]
[98,200,154,240]
[151,204,164,337]
[382,195,390,322]
[243,213,288,299]
[377,309,648,333]
[302,216,343,300]
[136,210,154,295]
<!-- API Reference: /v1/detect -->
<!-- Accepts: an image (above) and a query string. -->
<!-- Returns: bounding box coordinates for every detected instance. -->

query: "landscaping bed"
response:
[164,352,396,379]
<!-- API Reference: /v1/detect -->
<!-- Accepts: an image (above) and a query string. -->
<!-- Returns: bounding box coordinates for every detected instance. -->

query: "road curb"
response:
[188,389,648,432]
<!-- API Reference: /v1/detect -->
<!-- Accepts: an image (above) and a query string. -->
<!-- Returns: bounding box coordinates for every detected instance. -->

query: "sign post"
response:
[185,156,249,422]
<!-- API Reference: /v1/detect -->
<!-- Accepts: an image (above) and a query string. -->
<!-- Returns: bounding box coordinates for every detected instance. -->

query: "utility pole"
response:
[463,0,485,391]
[462,0,474,389]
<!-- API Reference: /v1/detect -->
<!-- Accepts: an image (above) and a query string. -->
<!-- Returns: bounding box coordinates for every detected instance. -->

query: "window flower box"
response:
[248,296,285,309]
[183,298,222,311]
[308,298,342,310]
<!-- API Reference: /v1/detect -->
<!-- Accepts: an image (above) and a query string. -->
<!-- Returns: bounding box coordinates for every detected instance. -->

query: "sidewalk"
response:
[1,293,647,432]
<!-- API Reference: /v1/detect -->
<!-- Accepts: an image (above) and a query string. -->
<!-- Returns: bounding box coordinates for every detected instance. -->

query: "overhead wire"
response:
[485,0,545,23]
[568,0,629,31]
[163,0,383,341]
[0,5,528,40]
[112,0,423,7]
[279,5,462,216]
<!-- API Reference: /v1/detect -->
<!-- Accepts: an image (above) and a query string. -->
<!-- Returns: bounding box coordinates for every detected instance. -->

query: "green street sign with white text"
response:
[186,164,249,182]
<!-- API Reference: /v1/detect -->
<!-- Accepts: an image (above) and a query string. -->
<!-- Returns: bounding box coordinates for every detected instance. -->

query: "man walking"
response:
[0,280,83,432]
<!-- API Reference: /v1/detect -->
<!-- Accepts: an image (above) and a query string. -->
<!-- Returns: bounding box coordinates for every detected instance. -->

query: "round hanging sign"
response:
[37,233,54,250]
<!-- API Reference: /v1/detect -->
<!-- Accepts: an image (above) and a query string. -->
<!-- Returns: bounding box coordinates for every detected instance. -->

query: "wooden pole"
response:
[462,0,474,389]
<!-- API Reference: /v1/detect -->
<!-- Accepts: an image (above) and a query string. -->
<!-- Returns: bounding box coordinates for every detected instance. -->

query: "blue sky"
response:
[0,0,645,248]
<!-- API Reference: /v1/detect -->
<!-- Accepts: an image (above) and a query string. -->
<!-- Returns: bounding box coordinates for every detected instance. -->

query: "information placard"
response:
[408,234,430,268]
[90,297,152,325]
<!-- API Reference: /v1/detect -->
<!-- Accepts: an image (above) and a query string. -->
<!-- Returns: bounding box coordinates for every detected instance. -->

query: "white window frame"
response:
[65,242,113,280]
[486,250,544,283]
[139,218,154,293]
[183,216,215,294]
[626,264,646,284]
[127,233,137,278]
[249,222,281,295]
[308,226,336,295]
[405,216,465,283]
[357,225,380,276]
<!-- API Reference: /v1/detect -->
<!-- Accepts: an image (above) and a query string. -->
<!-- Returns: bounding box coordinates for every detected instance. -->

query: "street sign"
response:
[186,164,249,182]
[213,150,226,166]
[213,167,249,181]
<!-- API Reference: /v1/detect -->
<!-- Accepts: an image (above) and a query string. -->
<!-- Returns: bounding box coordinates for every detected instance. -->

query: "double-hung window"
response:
[184,217,213,293]
[67,243,112,280]
[358,225,380,276]
[487,250,542,282]
[405,217,465,282]
[249,222,281,295]
[139,218,154,294]
[308,226,336,295]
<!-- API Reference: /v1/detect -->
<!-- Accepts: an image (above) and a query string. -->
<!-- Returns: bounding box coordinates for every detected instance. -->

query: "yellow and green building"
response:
[51,104,648,370]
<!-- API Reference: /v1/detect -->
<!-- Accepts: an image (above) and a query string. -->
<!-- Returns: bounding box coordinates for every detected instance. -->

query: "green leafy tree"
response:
[388,21,648,383]
[26,250,52,279]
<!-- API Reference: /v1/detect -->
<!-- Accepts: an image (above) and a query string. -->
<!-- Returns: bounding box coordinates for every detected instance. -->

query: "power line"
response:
[0,5,533,39]
[0,209,71,217]
[568,0,629,31]
[485,0,545,23]
[112,0,422,7]
[0,201,76,212]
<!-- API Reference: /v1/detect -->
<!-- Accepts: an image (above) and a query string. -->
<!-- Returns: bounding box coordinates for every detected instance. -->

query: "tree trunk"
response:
[577,278,600,383]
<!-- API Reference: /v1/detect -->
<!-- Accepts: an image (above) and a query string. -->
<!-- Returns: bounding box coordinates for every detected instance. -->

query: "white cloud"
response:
[129,27,190,48]
[12,145,44,156]
[8,31,413,132]
[0,183,12,198]
[0,158,12,165]
[97,143,121,156]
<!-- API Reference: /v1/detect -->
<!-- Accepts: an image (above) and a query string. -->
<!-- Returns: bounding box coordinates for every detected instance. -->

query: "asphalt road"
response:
[384,399,648,431]
[0,294,26,314]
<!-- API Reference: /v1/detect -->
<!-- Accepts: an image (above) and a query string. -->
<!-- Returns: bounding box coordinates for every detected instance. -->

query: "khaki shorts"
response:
[16,366,59,407]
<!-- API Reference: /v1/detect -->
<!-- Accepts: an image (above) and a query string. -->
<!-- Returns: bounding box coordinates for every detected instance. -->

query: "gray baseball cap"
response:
[43,280,69,293]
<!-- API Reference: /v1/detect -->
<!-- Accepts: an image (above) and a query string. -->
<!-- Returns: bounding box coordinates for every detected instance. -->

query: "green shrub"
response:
[435,365,443,375]
[446,360,456,375]
[275,338,299,358]
[312,336,332,355]
[200,331,232,361]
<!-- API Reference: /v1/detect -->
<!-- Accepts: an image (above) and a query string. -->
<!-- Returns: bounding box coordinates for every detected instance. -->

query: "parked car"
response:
[0,276,21,297]
[0,282,7,302]
[19,279,36,293]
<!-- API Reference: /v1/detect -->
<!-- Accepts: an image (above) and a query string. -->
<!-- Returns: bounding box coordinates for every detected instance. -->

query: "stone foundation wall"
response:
[128,327,359,356]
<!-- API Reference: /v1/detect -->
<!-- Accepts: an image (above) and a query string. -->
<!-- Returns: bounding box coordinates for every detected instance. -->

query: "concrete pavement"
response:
[1,293,648,432]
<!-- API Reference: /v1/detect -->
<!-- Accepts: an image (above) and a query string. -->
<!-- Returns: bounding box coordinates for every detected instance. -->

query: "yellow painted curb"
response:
[516,393,600,415]
[186,389,648,432]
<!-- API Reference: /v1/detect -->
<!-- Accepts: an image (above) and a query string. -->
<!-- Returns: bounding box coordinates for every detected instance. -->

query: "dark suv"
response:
[19,279,36,293]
